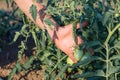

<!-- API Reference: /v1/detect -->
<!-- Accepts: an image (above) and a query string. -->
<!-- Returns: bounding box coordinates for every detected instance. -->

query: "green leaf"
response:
[55,64,68,80]
[31,31,38,47]
[21,24,28,32]
[8,62,21,80]
[8,68,17,80]
[92,56,105,61]
[15,62,22,72]
[40,50,51,61]
[114,41,120,49]
[50,72,56,80]
[71,70,105,78]
[44,18,54,30]
[87,41,101,47]
[102,11,111,25]
[110,55,120,60]
[41,0,49,6]
[30,4,37,21]
[19,41,27,50]
[70,1,75,10]
[40,29,46,49]
[45,57,54,67]
[108,66,120,75]
[73,52,92,68]
[72,21,78,44]
[13,32,20,42]
[22,56,35,70]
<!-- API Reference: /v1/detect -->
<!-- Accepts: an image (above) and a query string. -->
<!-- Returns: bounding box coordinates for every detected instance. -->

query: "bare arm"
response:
[14,0,59,39]
[14,0,45,29]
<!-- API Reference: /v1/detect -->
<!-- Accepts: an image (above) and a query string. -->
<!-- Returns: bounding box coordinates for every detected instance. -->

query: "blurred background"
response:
[0,1,44,80]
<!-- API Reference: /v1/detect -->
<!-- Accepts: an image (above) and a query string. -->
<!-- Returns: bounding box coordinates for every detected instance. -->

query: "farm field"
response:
[0,0,120,80]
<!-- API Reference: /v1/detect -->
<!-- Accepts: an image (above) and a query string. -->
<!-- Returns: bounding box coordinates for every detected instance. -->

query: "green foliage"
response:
[71,70,105,78]
[7,0,120,80]
[44,18,55,30]
[30,4,37,21]
[44,0,83,26]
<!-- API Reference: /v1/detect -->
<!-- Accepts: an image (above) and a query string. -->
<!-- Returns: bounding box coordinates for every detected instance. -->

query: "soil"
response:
[0,37,44,80]
[0,1,44,80]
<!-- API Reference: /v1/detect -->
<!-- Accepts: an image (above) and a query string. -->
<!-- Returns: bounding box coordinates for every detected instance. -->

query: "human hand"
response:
[44,20,89,63]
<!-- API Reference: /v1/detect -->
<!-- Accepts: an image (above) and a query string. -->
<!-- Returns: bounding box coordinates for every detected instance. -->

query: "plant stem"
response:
[49,55,67,74]
[105,44,109,80]
[104,23,120,80]
[104,23,120,45]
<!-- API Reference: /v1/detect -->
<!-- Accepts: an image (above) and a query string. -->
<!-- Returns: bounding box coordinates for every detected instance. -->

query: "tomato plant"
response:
[6,0,120,80]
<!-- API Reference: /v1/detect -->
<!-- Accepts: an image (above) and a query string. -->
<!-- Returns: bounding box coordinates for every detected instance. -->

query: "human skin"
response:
[14,0,88,63]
